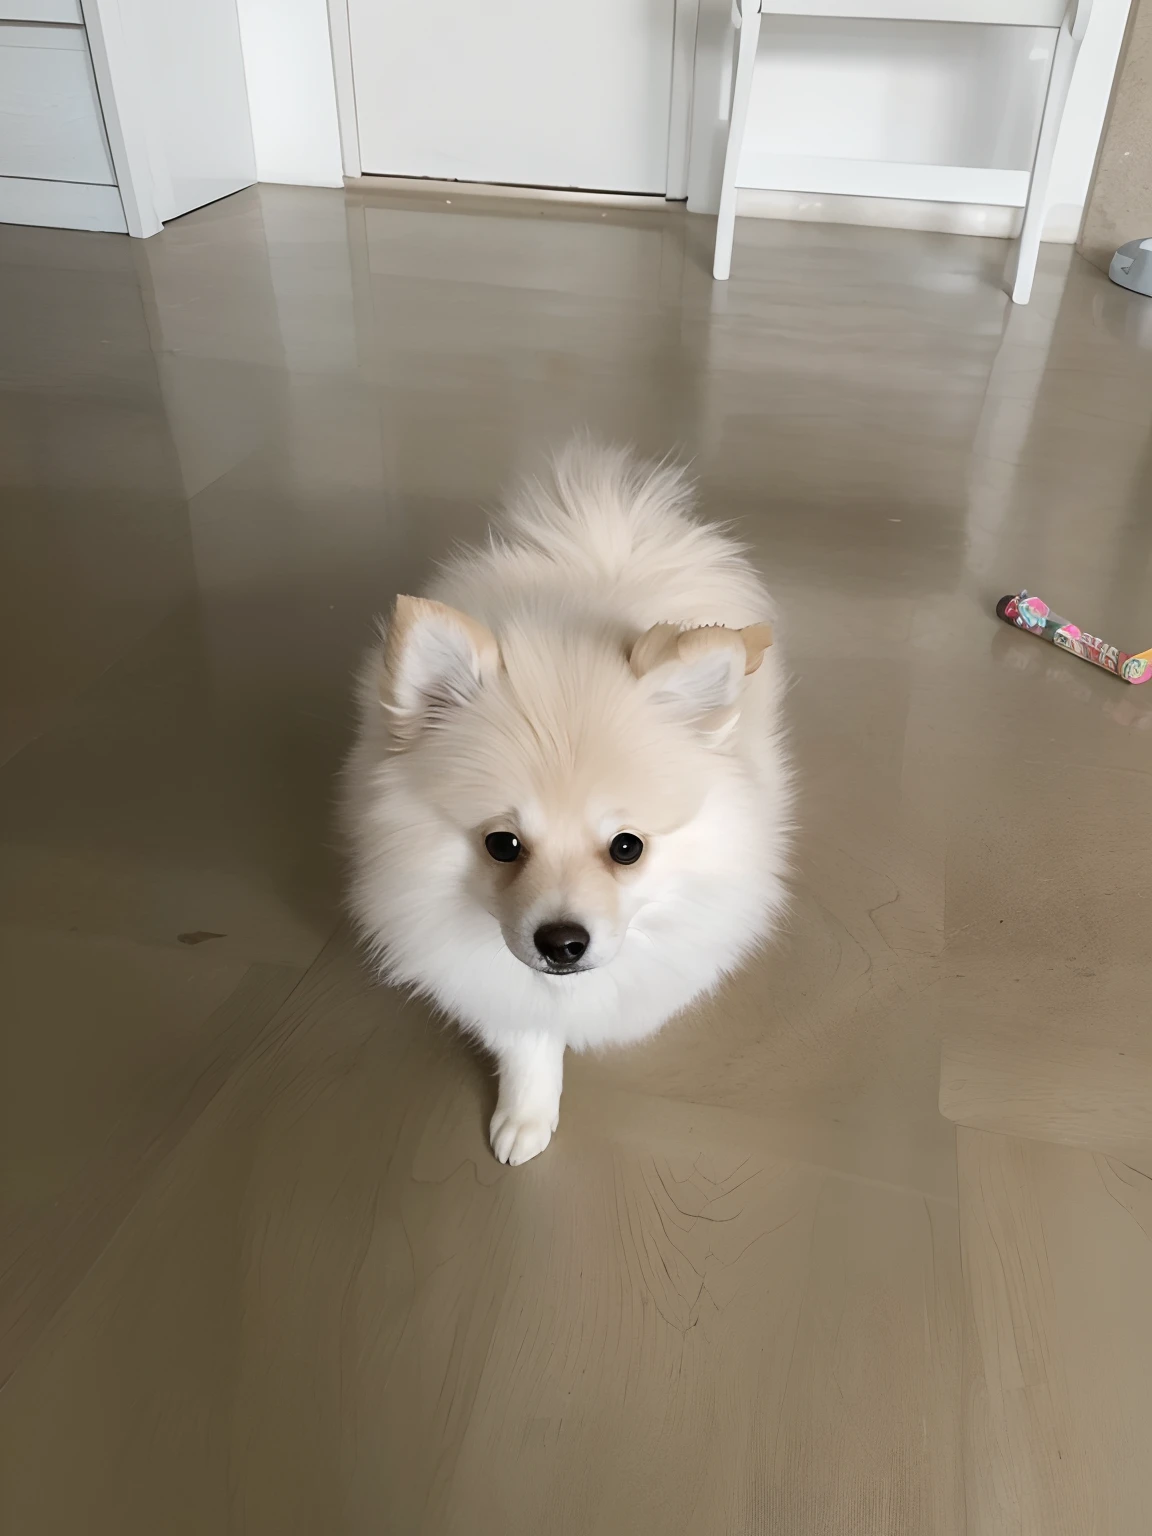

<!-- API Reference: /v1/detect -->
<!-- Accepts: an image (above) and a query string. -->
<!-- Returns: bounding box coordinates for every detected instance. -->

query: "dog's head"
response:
[377,596,773,976]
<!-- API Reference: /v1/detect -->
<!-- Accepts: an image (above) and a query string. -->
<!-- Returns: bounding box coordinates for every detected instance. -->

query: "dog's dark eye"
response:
[485,831,522,863]
[608,833,644,866]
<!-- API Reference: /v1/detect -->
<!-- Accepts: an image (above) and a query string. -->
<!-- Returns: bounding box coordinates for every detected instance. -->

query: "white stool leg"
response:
[713,0,762,281]
[1012,21,1078,305]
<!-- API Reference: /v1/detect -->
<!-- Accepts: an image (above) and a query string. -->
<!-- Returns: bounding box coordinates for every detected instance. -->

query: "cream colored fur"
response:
[343,439,791,1164]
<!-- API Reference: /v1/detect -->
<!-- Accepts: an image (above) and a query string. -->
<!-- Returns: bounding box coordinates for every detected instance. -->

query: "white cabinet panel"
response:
[0,23,115,184]
[0,1,83,21]
[0,174,125,229]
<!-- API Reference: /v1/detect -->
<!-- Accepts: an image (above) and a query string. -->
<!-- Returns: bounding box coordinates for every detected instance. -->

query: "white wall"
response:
[688,0,1132,242]
[235,0,343,187]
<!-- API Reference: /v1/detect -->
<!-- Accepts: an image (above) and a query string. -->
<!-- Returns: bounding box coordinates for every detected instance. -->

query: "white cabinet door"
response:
[83,0,256,235]
[348,0,677,195]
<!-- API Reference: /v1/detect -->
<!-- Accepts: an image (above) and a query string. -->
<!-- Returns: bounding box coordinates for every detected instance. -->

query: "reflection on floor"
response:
[1,185,1150,1534]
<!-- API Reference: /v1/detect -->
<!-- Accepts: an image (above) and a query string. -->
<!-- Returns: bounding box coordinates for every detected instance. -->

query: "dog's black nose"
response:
[534,922,589,968]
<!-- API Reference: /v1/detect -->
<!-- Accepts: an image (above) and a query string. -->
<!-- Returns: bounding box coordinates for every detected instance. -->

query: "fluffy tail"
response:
[500,437,733,585]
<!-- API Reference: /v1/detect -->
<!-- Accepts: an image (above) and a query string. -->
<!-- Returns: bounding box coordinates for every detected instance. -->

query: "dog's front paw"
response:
[490,1108,557,1166]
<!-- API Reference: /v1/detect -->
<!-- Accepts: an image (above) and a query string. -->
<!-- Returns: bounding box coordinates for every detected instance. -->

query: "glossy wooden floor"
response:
[2,187,1150,1534]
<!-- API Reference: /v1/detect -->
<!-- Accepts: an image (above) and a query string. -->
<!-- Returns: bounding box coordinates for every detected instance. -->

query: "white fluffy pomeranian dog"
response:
[344,440,790,1165]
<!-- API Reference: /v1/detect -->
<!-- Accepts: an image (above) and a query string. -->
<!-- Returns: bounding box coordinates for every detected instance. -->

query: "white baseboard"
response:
[0,175,126,233]
[735,186,1084,244]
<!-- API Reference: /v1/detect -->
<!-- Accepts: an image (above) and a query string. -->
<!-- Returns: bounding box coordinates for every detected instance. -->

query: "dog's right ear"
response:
[381,596,499,743]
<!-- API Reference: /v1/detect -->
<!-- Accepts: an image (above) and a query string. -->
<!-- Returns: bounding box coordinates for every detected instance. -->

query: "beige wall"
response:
[1079,0,1152,269]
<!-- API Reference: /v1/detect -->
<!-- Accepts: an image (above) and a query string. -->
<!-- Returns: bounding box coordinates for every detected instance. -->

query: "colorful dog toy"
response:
[997,591,1152,685]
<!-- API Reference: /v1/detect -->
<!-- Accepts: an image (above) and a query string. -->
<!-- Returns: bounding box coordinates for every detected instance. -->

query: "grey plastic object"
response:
[1109,238,1152,296]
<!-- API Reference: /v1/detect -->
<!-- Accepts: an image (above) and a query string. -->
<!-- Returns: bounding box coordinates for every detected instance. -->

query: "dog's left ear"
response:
[629,621,773,740]
[382,595,499,743]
